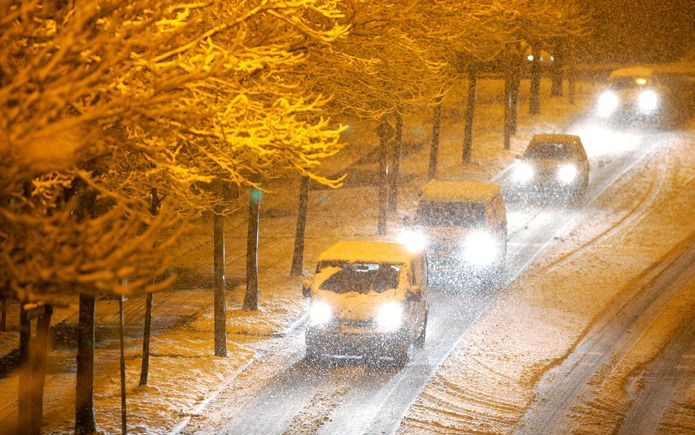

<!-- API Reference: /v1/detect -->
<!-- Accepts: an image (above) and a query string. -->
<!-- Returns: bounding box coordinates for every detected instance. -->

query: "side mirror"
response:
[302,279,311,298]
[514,153,522,159]
[406,286,422,302]
[402,215,411,225]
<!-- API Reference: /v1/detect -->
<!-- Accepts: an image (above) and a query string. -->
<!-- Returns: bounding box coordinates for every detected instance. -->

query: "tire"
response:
[391,348,409,367]
[305,345,321,364]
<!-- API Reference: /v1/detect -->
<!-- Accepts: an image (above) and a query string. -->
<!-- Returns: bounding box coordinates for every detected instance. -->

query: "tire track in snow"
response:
[516,234,695,435]
[618,292,695,435]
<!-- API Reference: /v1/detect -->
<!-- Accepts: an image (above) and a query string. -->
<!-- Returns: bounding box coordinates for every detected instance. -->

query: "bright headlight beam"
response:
[462,231,498,266]
[376,302,403,330]
[513,161,534,183]
[397,229,427,253]
[597,91,619,118]
[557,164,577,184]
[638,89,658,113]
[308,301,332,326]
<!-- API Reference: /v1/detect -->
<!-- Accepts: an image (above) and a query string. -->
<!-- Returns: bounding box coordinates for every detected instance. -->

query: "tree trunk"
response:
[428,103,442,180]
[568,39,577,105]
[550,39,564,97]
[119,296,127,435]
[213,207,227,357]
[139,292,153,385]
[388,112,403,213]
[140,189,161,384]
[504,69,514,150]
[510,59,521,134]
[243,188,261,310]
[18,305,31,432]
[462,68,479,163]
[75,293,96,435]
[290,177,310,276]
[376,121,390,236]
[29,305,52,435]
[529,45,541,115]
[1,298,6,331]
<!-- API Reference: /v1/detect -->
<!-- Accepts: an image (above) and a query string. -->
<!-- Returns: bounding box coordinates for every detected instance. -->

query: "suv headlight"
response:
[557,164,577,184]
[462,230,498,266]
[597,91,619,117]
[638,89,658,113]
[513,161,534,183]
[309,301,333,327]
[376,302,403,330]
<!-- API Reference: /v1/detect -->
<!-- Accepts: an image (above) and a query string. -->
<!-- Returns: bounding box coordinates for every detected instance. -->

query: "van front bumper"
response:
[305,326,410,358]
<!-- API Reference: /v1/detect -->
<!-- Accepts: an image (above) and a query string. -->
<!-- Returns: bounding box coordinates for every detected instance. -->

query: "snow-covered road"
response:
[183,120,689,435]
[517,236,695,434]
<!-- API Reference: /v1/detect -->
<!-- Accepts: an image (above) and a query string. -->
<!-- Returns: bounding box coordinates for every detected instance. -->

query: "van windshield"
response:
[415,201,485,227]
[316,262,401,294]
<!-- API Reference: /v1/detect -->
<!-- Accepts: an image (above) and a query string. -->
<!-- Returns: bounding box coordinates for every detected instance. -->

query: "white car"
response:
[511,134,589,203]
[303,241,428,365]
[595,67,664,123]
[400,180,507,278]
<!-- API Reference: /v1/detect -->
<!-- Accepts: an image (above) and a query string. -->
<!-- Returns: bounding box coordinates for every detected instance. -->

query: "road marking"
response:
[675,365,692,370]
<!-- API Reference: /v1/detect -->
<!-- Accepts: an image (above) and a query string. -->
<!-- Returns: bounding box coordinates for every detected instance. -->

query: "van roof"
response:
[420,180,500,203]
[318,240,417,264]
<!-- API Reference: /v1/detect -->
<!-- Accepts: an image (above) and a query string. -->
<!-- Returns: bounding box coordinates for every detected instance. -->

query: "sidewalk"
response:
[0,78,595,435]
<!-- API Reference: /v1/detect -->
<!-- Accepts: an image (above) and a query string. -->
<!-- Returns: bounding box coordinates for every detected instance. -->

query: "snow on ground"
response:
[0,77,595,434]
[399,121,695,433]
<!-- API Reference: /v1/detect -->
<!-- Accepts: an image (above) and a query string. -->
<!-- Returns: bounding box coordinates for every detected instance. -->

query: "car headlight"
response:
[397,229,427,253]
[512,161,534,183]
[557,164,577,184]
[597,91,619,117]
[376,302,403,330]
[309,301,333,327]
[462,230,498,266]
[638,89,658,113]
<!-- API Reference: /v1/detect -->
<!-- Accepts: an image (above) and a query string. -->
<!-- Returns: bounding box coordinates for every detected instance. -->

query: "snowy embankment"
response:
[399,121,695,433]
[0,77,594,435]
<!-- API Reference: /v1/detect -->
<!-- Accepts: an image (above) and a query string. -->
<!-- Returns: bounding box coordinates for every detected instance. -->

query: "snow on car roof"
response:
[531,134,581,144]
[420,180,500,203]
[318,240,417,264]
[608,66,655,78]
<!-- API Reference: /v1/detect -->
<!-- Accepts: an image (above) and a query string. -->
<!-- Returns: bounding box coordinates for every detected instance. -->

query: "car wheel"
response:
[391,348,409,367]
[305,346,322,364]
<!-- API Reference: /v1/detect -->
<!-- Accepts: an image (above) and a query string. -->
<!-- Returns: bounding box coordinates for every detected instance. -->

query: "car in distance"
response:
[595,67,664,123]
[303,240,428,365]
[399,180,507,279]
[511,134,589,203]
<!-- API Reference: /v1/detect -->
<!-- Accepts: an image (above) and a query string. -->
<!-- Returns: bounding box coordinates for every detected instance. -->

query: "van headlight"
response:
[376,302,403,330]
[397,229,427,253]
[309,301,333,327]
[557,164,577,184]
[638,89,658,113]
[597,91,619,117]
[513,161,534,183]
[462,231,498,266]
